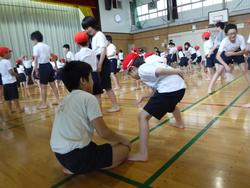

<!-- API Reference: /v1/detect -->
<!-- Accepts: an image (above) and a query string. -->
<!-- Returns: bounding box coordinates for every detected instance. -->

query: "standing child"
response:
[16,61,27,88]
[106,35,120,90]
[63,44,74,62]
[22,56,33,86]
[123,54,186,161]
[202,31,215,80]
[167,42,178,67]
[55,58,65,88]
[0,47,23,113]
[208,24,250,94]
[31,31,60,109]
[82,16,120,112]
[194,45,202,65]
[74,31,102,105]
[0,73,3,103]
[50,62,130,174]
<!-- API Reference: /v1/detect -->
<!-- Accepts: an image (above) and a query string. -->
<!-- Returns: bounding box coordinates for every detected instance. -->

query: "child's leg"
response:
[13,99,24,112]
[106,89,120,112]
[242,103,250,108]
[172,106,184,128]
[239,63,250,86]
[7,101,14,113]
[39,84,48,109]
[128,110,152,161]
[49,81,60,104]
[102,144,130,169]
[206,67,214,80]
[0,85,3,103]
[208,65,225,94]
[110,73,120,90]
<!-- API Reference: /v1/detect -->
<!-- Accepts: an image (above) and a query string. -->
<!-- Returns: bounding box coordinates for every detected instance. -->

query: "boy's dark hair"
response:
[129,56,145,70]
[225,24,237,34]
[62,61,92,92]
[204,37,209,40]
[169,42,175,46]
[215,21,225,30]
[30,31,43,42]
[63,44,70,49]
[119,49,123,52]
[82,16,99,30]
[78,42,88,47]
[106,35,112,43]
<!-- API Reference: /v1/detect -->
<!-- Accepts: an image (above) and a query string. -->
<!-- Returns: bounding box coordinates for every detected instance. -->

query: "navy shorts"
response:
[168,54,177,63]
[247,56,250,70]
[55,142,112,174]
[18,73,26,82]
[24,67,33,76]
[191,53,197,61]
[109,58,118,74]
[205,54,215,68]
[0,74,2,85]
[144,89,185,120]
[179,57,188,67]
[3,82,19,101]
[216,51,245,65]
[196,56,202,64]
[97,55,112,90]
[55,68,63,81]
[91,72,103,95]
[39,63,55,84]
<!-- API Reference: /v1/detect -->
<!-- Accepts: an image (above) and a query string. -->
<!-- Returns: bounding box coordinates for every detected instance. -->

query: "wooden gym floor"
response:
[0,68,250,188]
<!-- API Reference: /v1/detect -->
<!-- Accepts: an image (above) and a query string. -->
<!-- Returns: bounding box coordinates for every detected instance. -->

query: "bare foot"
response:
[37,105,48,110]
[208,89,214,95]
[62,168,74,175]
[128,152,148,162]
[114,87,120,90]
[242,103,250,108]
[172,122,185,129]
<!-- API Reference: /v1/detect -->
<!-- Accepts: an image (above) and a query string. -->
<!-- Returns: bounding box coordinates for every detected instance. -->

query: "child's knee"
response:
[138,110,151,121]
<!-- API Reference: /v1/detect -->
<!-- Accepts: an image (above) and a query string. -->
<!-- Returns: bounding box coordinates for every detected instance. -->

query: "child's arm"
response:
[91,117,131,149]
[8,69,18,77]
[155,67,181,77]
[137,89,155,104]
[97,47,106,72]
[225,50,245,57]
[216,52,230,72]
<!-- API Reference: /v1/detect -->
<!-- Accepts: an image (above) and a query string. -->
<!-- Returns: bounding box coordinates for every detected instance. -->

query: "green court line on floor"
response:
[142,86,250,187]
[51,76,242,188]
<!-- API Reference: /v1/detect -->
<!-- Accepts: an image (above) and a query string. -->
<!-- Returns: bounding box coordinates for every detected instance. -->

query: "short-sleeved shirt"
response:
[218,34,246,53]
[91,31,108,56]
[107,43,117,59]
[145,54,165,64]
[169,47,177,54]
[23,60,32,69]
[33,42,51,64]
[50,90,102,154]
[138,61,186,93]
[204,39,214,55]
[75,47,98,72]
[178,51,184,58]
[17,65,25,74]
[247,34,250,44]
[66,51,75,61]
[0,59,17,84]
[56,61,65,69]
[118,52,124,60]
[196,50,201,57]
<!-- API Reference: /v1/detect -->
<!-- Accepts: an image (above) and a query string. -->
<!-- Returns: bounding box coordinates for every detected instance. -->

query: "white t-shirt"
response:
[91,31,108,56]
[204,39,214,55]
[50,61,56,69]
[107,43,117,59]
[75,47,98,72]
[118,52,124,60]
[169,47,177,54]
[188,47,196,55]
[218,34,246,53]
[17,65,25,74]
[23,60,32,69]
[178,51,184,58]
[247,34,250,44]
[138,61,186,93]
[33,42,51,64]
[66,51,74,61]
[50,90,102,154]
[0,59,17,84]
[56,61,65,69]
[196,50,201,57]
[145,54,165,64]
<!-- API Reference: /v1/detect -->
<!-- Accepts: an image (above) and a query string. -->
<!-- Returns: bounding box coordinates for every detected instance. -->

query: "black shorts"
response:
[55,142,112,174]
[168,54,177,63]
[191,53,197,61]
[91,72,103,95]
[97,55,112,90]
[3,82,19,101]
[109,58,118,74]
[247,56,250,70]
[179,57,188,67]
[216,51,245,65]
[39,63,55,85]
[196,56,202,64]
[205,54,215,68]
[24,67,33,76]
[18,73,26,82]
[0,74,2,85]
[144,89,185,120]
[55,68,63,80]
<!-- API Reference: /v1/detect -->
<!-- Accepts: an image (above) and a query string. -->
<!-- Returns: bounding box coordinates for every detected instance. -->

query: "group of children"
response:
[1,17,249,175]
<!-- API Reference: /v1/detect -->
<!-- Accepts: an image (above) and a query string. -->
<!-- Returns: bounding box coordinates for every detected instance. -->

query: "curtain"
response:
[0,0,81,63]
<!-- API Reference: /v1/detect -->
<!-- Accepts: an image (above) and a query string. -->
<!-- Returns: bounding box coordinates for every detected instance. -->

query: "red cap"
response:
[74,31,89,44]
[131,47,138,52]
[50,54,58,61]
[194,45,200,50]
[144,51,154,59]
[202,32,211,39]
[0,47,12,57]
[177,45,183,51]
[16,59,22,64]
[122,52,139,70]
